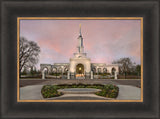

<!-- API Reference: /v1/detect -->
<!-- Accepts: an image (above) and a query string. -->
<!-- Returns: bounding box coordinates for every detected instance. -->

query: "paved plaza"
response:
[19,79,141,100]
[20,79,141,87]
[58,88,101,94]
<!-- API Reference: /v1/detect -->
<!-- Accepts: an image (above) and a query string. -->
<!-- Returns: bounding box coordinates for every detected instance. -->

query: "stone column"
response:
[67,71,70,79]
[115,72,118,79]
[42,70,45,79]
[91,71,93,79]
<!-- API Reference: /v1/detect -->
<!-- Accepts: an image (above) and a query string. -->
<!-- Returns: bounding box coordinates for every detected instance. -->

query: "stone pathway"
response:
[116,85,141,100]
[20,85,44,100]
[58,88,101,94]
[20,84,141,100]
[47,94,110,100]
[20,79,141,88]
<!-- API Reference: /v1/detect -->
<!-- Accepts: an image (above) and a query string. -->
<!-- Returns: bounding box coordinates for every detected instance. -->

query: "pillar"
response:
[115,72,118,79]
[67,71,70,79]
[91,71,93,79]
[42,70,45,79]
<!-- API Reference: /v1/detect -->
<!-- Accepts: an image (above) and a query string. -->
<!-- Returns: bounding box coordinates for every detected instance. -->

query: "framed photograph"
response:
[17,17,143,102]
[1,0,159,119]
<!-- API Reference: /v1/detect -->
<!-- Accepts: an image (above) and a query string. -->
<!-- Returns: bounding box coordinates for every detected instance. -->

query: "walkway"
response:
[20,79,141,88]
[47,94,110,100]
[20,85,43,100]
[116,85,141,100]
[57,88,101,94]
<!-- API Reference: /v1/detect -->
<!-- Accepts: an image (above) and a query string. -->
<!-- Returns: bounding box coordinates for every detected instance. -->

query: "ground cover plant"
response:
[41,84,119,98]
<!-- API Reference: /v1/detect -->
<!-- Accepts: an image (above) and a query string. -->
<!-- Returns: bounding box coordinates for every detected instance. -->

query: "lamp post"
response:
[61,70,63,79]
[97,70,99,79]
[61,66,63,79]
[56,68,57,79]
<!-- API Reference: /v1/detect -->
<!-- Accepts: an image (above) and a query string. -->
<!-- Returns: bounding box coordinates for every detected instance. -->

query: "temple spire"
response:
[77,24,84,53]
[79,24,82,36]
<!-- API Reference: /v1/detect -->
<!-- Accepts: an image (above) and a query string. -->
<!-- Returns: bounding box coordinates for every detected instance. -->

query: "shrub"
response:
[96,84,119,98]
[41,85,63,98]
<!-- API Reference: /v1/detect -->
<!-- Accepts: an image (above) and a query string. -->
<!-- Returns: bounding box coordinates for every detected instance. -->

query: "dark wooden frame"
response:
[1,0,159,118]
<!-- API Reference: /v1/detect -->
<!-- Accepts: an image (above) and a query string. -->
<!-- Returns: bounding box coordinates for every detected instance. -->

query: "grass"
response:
[41,84,119,99]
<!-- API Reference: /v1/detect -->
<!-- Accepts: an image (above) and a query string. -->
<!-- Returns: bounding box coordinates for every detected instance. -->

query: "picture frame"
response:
[1,0,159,119]
[17,17,143,102]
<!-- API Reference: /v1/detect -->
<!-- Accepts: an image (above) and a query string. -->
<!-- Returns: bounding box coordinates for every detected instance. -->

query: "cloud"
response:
[20,19,141,69]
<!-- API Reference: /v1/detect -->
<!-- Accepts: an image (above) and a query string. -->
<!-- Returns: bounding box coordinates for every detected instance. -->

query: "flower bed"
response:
[41,84,119,98]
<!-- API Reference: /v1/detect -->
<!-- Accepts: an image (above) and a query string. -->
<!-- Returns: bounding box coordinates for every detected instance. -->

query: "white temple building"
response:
[40,25,119,79]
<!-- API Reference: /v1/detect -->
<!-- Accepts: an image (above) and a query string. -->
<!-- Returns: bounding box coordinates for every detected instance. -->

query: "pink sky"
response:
[20,19,141,69]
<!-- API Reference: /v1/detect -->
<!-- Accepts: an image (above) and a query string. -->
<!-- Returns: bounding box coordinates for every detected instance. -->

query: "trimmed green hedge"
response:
[95,84,119,98]
[41,84,119,98]
[41,85,63,98]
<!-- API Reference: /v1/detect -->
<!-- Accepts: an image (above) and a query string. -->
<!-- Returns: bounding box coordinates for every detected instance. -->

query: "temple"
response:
[40,25,119,79]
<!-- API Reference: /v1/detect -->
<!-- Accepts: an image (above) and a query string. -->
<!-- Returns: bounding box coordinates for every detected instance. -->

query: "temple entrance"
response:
[76,64,84,79]
[76,64,84,74]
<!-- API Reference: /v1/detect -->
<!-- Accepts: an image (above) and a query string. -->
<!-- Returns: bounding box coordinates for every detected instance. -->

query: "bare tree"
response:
[19,37,40,76]
[112,57,136,78]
